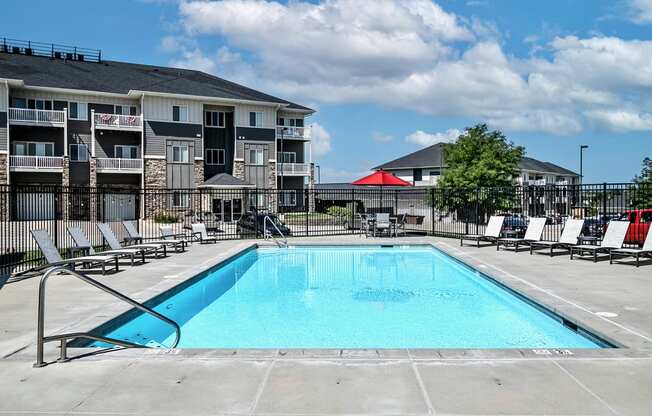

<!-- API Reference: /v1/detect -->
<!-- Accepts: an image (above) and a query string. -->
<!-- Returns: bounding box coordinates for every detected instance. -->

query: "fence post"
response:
[54,185,60,251]
[430,188,435,236]
[351,189,355,235]
[602,182,608,225]
[475,187,480,235]
[305,188,309,237]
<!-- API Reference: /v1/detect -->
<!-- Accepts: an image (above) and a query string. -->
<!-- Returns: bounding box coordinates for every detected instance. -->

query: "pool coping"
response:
[29,239,652,363]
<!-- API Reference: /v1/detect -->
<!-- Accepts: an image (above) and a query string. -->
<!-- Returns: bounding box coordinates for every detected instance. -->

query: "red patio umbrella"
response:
[351,169,412,186]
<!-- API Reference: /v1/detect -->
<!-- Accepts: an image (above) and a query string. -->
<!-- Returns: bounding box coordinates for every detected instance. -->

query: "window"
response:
[115,105,137,116]
[248,149,264,165]
[278,117,304,127]
[205,148,225,165]
[429,169,441,177]
[69,144,89,162]
[14,141,54,156]
[413,168,423,182]
[172,105,188,122]
[277,152,296,163]
[11,97,27,108]
[172,192,189,208]
[172,145,189,163]
[279,190,297,207]
[27,99,53,110]
[205,111,225,128]
[115,145,138,159]
[69,101,88,120]
[249,111,263,127]
[248,193,267,209]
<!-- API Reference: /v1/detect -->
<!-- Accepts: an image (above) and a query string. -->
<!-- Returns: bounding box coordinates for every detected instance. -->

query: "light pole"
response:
[579,145,589,184]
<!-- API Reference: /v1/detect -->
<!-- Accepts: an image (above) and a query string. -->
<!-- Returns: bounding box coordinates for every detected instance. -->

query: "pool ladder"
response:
[34,266,181,368]
[264,215,288,247]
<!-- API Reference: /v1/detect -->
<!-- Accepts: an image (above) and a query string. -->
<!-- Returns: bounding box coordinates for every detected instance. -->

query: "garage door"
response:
[16,192,55,220]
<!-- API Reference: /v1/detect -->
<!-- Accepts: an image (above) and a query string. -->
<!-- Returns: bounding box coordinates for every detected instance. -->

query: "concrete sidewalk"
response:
[1,235,651,415]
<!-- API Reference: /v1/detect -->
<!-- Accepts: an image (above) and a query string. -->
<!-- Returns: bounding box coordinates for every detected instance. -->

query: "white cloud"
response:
[371,131,394,143]
[167,1,652,135]
[319,167,373,183]
[310,123,332,157]
[406,128,461,147]
[629,0,652,23]
[585,110,652,132]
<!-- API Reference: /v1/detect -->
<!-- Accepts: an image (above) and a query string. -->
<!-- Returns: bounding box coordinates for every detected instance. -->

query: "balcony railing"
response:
[8,108,66,126]
[276,126,311,140]
[278,163,311,176]
[96,158,143,173]
[94,113,142,130]
[9,155,64,171]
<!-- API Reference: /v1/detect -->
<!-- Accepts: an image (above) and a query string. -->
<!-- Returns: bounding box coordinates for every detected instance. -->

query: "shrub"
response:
[326,206,351,218]
[153,212,179,223]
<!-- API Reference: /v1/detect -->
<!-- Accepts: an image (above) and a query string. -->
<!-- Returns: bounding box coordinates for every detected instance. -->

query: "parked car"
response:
[500,214,529,236]
[237,211,291,237]
[616,209,652,246]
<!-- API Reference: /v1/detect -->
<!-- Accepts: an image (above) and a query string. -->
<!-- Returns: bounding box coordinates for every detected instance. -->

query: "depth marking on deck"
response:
[437,241,652,344]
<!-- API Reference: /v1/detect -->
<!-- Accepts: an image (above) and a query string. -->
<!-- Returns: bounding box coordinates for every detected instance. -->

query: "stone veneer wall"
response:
[89,158,98,221]
[0,154,7,221]
[192,160,204,213]
[233,159,245,181]
[308,162,316,213]
[267,161,277,211]
[143,158,167,218]
[61,157,70,220]
[0,153,7,185]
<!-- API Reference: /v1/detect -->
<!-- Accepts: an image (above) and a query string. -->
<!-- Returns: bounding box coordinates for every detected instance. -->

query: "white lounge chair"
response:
[460,216,505,247]
[610,228,652,267]
[67,226,146,266]
[529,219,585,256]
[496,217,547,252]
[30,229,118,275]
[97,223,166,258]
[191,223,219,244]
[123,221,186,252]
[160,225,191,246]
[570,220,630,262]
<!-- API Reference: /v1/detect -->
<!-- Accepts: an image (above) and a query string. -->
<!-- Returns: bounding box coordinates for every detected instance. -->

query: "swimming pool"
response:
[90,245,606,349]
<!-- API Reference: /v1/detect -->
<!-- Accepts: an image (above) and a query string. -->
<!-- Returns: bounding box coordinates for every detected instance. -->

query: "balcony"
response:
[96,158,143,173]
[8,108,66,127]
[276,126,311,140]
[9,155,64,172]
[94,113,142,131]
[277,163,311,176]
[527,179,547,186]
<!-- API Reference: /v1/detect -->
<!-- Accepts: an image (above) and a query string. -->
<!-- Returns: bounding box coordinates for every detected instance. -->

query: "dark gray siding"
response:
[95,130,141,158]
[11,172,62,184]
[69,161,90,185]
[236,127,275,141]
[0,111,6,126]
[145,121,202,158]
[278,141,305,162]
[203,112,235,180]
[165,139,195,189]
[97,173,140,186]
[9,126,65,154]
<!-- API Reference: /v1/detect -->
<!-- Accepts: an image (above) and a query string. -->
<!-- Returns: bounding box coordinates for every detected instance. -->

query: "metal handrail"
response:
[35,266,181,368]
[263,215,288,247]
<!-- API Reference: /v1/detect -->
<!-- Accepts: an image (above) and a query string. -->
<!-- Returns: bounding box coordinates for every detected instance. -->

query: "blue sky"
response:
[4,0,651,183]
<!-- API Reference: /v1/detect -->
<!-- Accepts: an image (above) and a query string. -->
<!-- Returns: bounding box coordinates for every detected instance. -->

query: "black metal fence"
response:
[1,182,650,275]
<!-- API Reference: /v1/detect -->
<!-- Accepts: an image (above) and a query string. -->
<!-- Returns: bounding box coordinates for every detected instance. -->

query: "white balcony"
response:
[96,158,143,173]
[9,108,65,127]
[94,113,142,131]
[527,179,547,186]
[277,163,311,176]
[276,126,311,140]
[9,155,64,172]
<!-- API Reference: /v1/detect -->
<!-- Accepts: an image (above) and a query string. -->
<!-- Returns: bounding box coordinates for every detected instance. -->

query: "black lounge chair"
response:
[30,229,118,275]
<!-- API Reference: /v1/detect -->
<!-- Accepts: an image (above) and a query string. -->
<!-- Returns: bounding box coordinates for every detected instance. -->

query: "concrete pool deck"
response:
[1,235,651,415]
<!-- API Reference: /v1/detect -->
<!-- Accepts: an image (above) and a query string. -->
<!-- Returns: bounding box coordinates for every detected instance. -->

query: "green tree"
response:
[429,124,524,221]
[632,157,652,208]
[438,124,524,189]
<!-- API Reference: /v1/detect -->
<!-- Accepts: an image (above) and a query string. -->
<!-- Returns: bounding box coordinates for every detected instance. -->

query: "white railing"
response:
[96,158,143,172]
[555,180,569,186]
[9,108,65,125]
[527,179,547,186]
[278,163,311,175]
[277,125,311,140]
[9,155,64,170]
[94,113,142,130]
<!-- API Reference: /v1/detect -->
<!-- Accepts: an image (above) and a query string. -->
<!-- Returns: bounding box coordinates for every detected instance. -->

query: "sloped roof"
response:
[0,52,313,111]
[374,142,579,176]
[201,173,254,188]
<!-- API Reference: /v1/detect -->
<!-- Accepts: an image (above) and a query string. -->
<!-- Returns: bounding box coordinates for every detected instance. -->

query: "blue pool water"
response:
[92,245,602,349]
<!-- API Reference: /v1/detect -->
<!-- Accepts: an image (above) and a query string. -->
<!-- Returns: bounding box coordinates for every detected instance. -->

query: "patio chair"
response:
[529,219,585,257]
[97,223,166,258]
[191,223,219,244]
[460,216,505,247]
[395,213,407,237]
[160,225,191,247]
[496,217,547,252]
[358,214,372,237]
[123,221,186,252]
[570,220,629,262]
[373,213,392,237]
[610,228,652,267]
[30,229,118,275]
[67,226,146,266]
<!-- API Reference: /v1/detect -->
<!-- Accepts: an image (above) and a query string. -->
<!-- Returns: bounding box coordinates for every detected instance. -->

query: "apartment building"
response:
[374,142,581,215]
[0,39,315,216]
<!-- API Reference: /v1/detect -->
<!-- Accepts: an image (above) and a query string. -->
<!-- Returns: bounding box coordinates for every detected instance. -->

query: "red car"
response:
[617,209,652,246]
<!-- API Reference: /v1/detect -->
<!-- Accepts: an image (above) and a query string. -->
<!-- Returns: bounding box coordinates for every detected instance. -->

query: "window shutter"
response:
[173,106,180,122]
[249,112,256,127]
